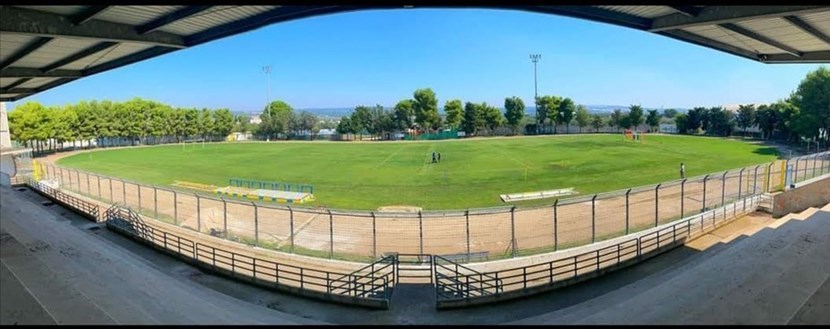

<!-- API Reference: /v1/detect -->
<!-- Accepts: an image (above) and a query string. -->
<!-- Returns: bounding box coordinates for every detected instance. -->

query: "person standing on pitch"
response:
[438,152,441,163]
[680,162,686,179]
[432,152,436,164]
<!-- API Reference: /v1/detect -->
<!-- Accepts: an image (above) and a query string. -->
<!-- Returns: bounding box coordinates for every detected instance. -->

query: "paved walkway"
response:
[0,186,322,325]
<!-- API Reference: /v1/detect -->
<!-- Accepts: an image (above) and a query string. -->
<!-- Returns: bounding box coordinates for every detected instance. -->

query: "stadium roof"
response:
[2,5,830,102]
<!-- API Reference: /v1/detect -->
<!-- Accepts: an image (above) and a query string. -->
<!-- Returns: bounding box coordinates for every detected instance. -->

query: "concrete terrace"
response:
[1,184,828,325]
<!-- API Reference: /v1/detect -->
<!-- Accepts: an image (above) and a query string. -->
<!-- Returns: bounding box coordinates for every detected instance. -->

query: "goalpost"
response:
[182,138,205,151]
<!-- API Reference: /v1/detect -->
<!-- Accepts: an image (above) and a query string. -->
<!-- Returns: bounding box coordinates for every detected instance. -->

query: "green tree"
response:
[260,100,293,140]
[628,105,644,131]
[413,88,441,131]
[213,108,234,139]
[336,116,353,137]
[591,114,604,133]
[662,108,678,119]
[675,113,690,134]
[556,98,575,133]
[646,109,660,132]
[461,102,484,135]
[608,109,624,132]
[504,96,525,135]
[755,104,779,140]
[791,66,830,144]
[537,95,562,133]
[482,103,504,132]
[197,109,214,140]
[574,105,590,133]
[736,104,756,137]
[686,107,706,134]
[393,99,415,131]
[351,105,373,138]
[620,115,633,130]
[443,99,463,130]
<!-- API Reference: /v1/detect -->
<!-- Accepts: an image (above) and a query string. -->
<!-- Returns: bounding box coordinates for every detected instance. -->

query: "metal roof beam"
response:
[657,29,759,62]
[41,41,119,73]
[0,77,75,95]
[71,5,111,25]
[185,6,360,46]
[0,67,82,78]
[759,50,830,63]
[136,6,213,35]
[669,6,702,17]
[782,16,830,46]
[81,46,178,76]
[0,37,53,70]
[0,6,187,48]
[2,78,31,90]
[719,23,802,57]
[524,6,653,30]
[650,6,829,32]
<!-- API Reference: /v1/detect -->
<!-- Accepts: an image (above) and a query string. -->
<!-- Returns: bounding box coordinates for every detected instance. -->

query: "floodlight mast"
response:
[530,54,541,131]
[263,65,272,109]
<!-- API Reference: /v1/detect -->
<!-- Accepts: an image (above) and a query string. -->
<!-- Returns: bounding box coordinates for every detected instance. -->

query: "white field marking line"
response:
[292,212,322,237]
[488,140,536,171]
[418,145,438,175]
[374,144,408,169]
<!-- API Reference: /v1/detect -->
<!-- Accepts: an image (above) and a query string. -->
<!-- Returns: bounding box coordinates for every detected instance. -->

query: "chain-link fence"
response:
[42,151,829,263]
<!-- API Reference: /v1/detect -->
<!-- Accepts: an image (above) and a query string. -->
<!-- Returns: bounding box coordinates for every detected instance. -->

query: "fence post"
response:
[328,209,334,260]
[654,184,661,227]
[591,195,597,243]
[138,183,142,213]
[738,168,744,211]
[122,179,126,204]
[465,210,471,257]
[553,199,559,251]
[721,171,727,219]
[97,174,101,199]
[816,154,821,178]
[253,202,259,246]
[794,159,799,183]
[86,171,90,195]
[753,165,760,195]
[222,198,227,237]
[154,187,158,218]
[289,207,295,253]
[511,206,517,258]
[371,211,376,259]
[680,180,686,219]
[196,194,201,233]
[109,177,113,203]
[418,211,424,256]
[702,175,709,212]
[624,189,631,234]
[173,190,178,224]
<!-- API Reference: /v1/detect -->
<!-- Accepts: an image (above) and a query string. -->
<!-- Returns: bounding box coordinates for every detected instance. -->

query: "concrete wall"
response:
[772,175,830,218]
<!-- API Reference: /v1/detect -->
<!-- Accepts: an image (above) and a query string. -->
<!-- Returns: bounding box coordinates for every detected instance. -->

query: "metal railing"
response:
[25,177,99,221]
[41,151,829,263]
[433,194,763,308]
[434,255,503,300]
[102,204,395,309]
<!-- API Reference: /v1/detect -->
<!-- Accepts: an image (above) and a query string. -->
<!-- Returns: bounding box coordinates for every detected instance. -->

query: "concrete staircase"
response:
[512,204,830,324]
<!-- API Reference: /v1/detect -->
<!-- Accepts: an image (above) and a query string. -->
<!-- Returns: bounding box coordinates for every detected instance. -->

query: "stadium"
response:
[1,5,829,325]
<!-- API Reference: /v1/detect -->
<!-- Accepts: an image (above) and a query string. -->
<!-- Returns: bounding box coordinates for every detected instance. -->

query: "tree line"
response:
[673,66,829,146]
[8,97,236,153]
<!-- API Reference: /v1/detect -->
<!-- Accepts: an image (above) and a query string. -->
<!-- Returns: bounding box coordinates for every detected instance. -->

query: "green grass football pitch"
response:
[57,134,778,210]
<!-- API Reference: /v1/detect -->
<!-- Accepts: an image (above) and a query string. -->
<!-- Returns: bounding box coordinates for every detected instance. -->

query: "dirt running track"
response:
[36,149,829,262]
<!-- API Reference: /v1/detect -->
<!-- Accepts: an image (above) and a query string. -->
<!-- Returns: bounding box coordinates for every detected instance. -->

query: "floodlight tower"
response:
[263,65,272,109]
[530,54,541,130]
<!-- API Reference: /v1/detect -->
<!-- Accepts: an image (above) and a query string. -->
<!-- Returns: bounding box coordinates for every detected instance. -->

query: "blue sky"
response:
[8,8,825,112]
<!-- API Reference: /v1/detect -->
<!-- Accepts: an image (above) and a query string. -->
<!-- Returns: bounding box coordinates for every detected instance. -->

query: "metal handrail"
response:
[102,203,393,305]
